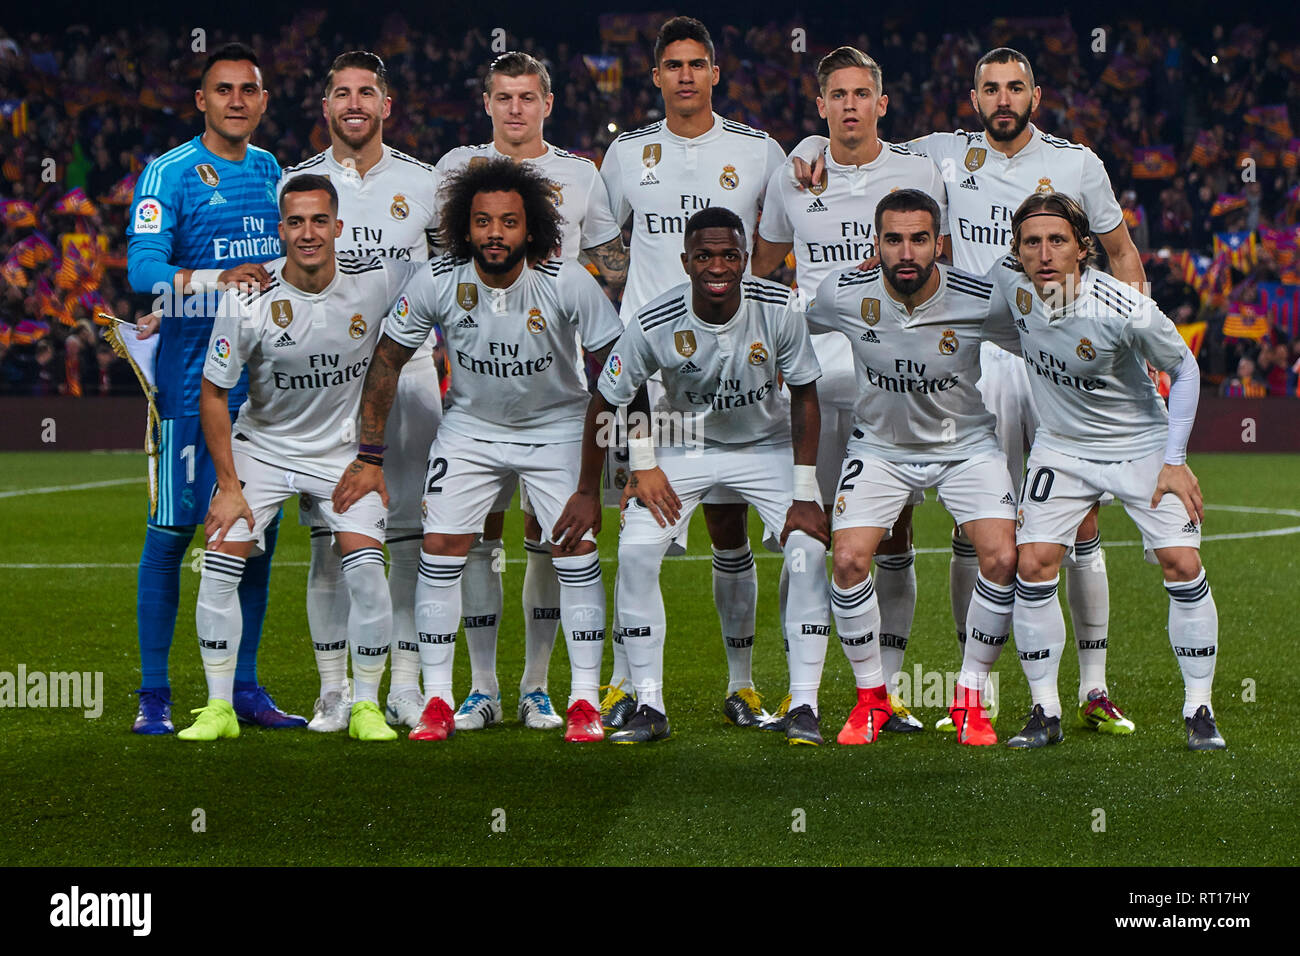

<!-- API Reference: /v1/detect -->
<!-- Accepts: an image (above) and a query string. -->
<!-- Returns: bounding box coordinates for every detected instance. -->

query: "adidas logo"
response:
[959,175,978,190]
[1015,317,1029,332]
[1000,492,1015,505]
[805,197,829,213]
[860,329,880,343]
[639,171,659,186]
[455,315,477,329]
[1181,520,1199,534]
[208,190,227,205]
[272,330,295,348]
[680,360,701,373]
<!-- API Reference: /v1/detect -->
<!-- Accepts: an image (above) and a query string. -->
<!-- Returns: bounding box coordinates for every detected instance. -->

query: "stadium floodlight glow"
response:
[1211,55,1219,64]
[607,122,618,133]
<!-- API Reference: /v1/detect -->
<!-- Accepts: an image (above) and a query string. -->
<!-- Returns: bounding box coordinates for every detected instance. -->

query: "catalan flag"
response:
[1176,321,1207,358]
[1189,130,1217,167]
[582,55,623,95]
[1,254,26,288]
[1222,303,1269,340]
[1245,104,1292,138]
[11,319,50,345]
[103,172,138,205]
[11,232,55,268]
[0,198,37,228]
[1214,231,1257,272]
[1258,281,1300,338]
[1131,145,1177,179]
[1210,193,1248,217]
[53,187,97,217]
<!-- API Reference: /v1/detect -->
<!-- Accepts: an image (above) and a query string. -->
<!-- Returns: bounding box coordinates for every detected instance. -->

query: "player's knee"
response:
[1077,509,1100,540]
[1016,544,1061,582]
[831,544,871,588]
[1159,548,1202,582]
[981,544,1018,585]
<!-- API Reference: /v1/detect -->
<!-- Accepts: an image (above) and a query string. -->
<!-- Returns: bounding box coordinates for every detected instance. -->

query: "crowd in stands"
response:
[1,11,1298,396]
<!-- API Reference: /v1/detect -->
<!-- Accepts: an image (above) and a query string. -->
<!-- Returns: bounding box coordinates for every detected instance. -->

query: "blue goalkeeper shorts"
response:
[148,414,223,528]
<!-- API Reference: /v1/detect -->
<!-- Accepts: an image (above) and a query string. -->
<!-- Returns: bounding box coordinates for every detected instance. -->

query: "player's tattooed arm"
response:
[333,334,414,513]
[783,380,830,546]
[199,378,254,547]
[1098,224,1147,289]
[584,236,629,299]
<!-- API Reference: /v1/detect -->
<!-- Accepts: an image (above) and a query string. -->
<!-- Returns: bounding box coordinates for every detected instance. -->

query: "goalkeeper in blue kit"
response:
[126,43,301,732]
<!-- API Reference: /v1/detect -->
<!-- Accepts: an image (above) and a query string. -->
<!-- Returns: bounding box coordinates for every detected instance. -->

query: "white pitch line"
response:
[0,477,141,499]
[2,504,1296,569]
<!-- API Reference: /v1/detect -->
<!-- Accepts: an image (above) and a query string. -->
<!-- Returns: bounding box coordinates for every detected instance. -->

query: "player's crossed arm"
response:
[332,334,416,514]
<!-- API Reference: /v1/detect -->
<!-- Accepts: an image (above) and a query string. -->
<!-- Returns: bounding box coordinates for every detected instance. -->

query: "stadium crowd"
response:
[1,11,1298,395]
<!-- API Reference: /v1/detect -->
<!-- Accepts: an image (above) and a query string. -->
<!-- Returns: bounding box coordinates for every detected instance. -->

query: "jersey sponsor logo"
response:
[390,194,409,220]
[195,163,220,187]
[456,283,478,311]
[834,495,846,516]
[271,299,294,328]
[679,360,701,373]
[860,329,880,343]
[208,190,226,206]
[134,198,162,234]
[805,196,829,213]
[748,341,768,365]
[1076,337,1097,361]
[455,347,554,378]
[861,298,880,325]
[272,330,296,348]
[1016,288,1033,315]
[455,314,478,329]
[964,147,986,171]
[939,329,959,355]
[685,378,774,409]
[526,308,546,333]
[674,329,697,357]
[272,355,370,390]
[959,174,978,190]
[349,315,367,339]
[719,164,740,190]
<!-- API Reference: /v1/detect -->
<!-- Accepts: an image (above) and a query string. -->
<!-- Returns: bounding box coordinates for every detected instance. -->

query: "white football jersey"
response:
[908,125,1124,274]
[759,141,948,291]
[204,255,417,481]
[436,142,621,260]
[600,277,821,448]
[600,113,786,321]
[989,262,1188,461]
[383,255,622,444]
[280,145,440,263]
[808,264,1021,462]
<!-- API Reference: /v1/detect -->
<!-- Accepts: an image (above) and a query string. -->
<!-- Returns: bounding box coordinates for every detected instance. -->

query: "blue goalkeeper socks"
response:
[234,509,280,685]
[136,524,194,689]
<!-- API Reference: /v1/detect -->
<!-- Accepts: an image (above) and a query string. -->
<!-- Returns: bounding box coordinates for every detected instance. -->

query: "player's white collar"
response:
[992,123,1042,162]
[276,260,342,300]
[824,139,892,173]
[325,143,391,181]
[486,141,553,163]
[663,112,721,145]
[882,263,947,321]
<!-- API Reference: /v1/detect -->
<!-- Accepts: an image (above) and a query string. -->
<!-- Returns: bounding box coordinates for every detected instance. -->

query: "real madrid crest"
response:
[527,308,546,334]
[964,147,986,172]
[748,340,768,365]
[1016,288,1033,315]
[642,144,662,168]
[271,299,294,328]
[349,314,367,339]
[390,193,410,220]
[1035,177,1055,194]
[719,165,740,190]
[834,495,846,517]
[195,163,220,187]
[861,298,880,326]
[548,182,563,207]
[674,330,697,357]
[939,328,959,355]
[469,157,489,170]
[457,283,478,311]
[1076,337,1096,361]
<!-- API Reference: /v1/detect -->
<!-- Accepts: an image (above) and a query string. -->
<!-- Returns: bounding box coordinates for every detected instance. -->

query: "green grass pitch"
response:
[2,450,1297,866]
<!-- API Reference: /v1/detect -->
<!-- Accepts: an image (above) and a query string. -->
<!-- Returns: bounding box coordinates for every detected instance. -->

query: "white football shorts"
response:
[831,450,1016,533]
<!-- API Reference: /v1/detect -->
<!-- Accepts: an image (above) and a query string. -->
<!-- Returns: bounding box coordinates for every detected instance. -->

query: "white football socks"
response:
[1013,575,1066,718]
[520,538,561,693]
[385,535,423,696]
[831,574,883,689]
[1064,534,1110,702]
[414,553,465,707]
[783,531,830,715]
[461,536,503,697]
[874,549,916,696]
[712,544,757,694]
[957,573,1015,694]
[1165,570,1219,718]
[553,552,606,708]
[340,547,391,706]
[306,530,349,695]
[949,532,980,648]
[614,542,666,712]
[195,551,245,701]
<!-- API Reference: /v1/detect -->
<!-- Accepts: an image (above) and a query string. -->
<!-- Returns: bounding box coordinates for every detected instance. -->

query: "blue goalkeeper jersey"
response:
[127,136,282,418]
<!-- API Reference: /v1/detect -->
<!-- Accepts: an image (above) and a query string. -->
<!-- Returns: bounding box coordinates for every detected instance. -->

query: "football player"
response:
[126,43,299,733]
[989,192,1221,751]
[333,159,622,743]
[280,51,443,733]
[599,16,787,730]
[435,51,627,733]
[555,206,831,745]
[184,174,417,742]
